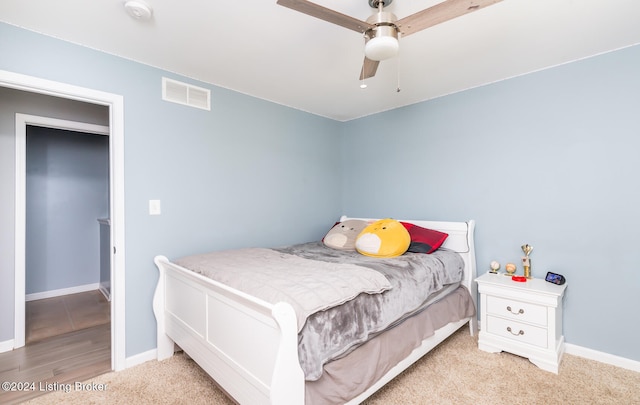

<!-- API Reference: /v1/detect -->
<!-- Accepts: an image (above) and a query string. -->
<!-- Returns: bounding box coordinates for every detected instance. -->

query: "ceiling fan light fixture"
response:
[364,25,398,61]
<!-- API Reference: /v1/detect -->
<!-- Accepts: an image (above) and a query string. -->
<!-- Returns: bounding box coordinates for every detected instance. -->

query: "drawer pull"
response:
[507,326,524,336]
[506,306,524,315]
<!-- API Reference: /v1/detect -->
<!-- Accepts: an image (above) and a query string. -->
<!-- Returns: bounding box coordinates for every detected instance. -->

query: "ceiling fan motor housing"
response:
[368,0,393,8]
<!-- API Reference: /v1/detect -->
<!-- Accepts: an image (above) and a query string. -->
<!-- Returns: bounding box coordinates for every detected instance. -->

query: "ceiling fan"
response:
[277,0,504,80]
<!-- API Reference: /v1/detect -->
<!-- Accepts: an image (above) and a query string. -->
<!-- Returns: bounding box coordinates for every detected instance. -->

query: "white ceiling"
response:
[1,0,639,121]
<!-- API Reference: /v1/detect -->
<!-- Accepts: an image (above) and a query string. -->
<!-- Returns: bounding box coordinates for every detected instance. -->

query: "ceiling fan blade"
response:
[396,0,504,37]
[277,0,373,33]
[359,57,380,80]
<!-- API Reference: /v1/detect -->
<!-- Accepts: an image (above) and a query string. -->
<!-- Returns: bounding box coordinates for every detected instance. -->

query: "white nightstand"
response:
[476,272,567,373]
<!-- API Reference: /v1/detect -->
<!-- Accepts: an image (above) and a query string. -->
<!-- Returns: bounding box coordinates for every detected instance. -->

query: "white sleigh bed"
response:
[153,217,477,404]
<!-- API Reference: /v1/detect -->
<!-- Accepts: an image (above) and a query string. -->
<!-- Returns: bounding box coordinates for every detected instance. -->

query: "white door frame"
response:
[1,69,126,371]
[16,114,109,328]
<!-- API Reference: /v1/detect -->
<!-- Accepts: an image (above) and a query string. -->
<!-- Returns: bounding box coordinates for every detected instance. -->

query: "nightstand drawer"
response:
[486,295,547,326]
[486,316,548,348]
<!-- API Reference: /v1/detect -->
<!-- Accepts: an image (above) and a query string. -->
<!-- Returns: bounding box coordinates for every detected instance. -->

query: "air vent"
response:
[162,77,211,111]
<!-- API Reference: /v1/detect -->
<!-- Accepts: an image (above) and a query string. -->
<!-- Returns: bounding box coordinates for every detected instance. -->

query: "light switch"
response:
[149,199,161,215]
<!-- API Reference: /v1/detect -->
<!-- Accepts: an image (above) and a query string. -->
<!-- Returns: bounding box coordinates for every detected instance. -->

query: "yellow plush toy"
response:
[355,218,411,258]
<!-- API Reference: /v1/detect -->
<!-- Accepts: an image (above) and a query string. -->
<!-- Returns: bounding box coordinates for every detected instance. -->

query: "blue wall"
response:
[1,21,638,363]
[342,45,640,361]
[25,127,109,294]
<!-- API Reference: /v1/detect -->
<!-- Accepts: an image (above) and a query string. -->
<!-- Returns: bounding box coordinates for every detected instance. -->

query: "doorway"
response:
[1,69,126,371]
[24,123,110,344]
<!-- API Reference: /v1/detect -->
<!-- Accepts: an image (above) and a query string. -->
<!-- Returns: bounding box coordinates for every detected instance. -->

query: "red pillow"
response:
[400,222,448,254]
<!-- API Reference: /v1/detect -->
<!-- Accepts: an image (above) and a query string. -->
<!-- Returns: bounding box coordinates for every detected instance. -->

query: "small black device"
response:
[545,271,566,285]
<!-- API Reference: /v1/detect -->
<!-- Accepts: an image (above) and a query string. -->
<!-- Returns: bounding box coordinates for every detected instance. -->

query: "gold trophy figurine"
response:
[521,244,533,279]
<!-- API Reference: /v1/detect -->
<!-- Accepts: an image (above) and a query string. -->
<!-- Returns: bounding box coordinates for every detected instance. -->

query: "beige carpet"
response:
[25,327,639,405]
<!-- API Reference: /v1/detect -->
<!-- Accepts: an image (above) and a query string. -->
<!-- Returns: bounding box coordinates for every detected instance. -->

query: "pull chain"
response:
[396,32,401,92]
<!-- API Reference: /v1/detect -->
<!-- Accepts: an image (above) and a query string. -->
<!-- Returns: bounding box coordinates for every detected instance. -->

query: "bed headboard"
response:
[340,216,478,333]
[339,216,475,253]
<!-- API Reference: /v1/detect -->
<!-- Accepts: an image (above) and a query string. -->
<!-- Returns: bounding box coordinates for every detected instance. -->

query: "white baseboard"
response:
[26,283,100,301]
[0,339,15,353]
[565,343,640,373]
[125,348,157,369]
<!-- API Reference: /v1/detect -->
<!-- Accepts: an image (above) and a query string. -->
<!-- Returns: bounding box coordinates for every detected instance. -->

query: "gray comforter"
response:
[273,242,464,381]
[175,247,392,331]
[176,242,464,381]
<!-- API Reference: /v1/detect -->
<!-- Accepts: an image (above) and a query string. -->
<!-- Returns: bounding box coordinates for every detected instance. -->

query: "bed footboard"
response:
[153,255,305,404]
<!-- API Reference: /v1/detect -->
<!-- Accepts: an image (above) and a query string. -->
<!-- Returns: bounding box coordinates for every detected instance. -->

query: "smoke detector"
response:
[124,0,153,20]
